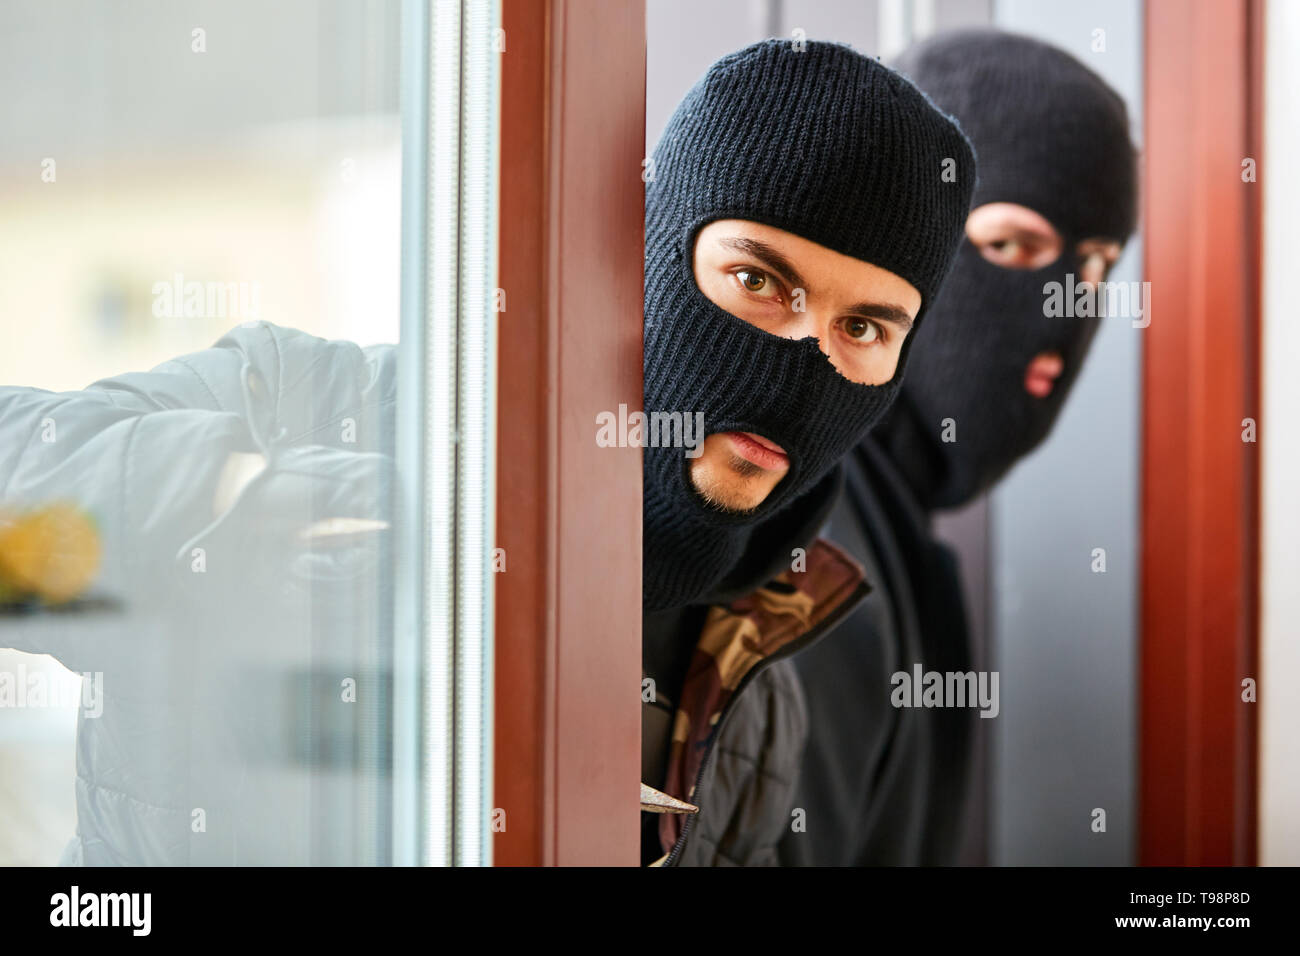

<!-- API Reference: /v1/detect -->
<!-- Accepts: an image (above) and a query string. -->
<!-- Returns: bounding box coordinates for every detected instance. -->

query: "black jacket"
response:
[777,437,975,865]
[639,468,875,866]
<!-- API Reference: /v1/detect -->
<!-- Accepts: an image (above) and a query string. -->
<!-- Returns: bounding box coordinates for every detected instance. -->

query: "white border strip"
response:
[1260,0,1300,867]
[454,0,500,868]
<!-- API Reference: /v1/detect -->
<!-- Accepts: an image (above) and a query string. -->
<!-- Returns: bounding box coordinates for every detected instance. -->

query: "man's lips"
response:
[721,431,789,471]
[1025,352,1064,398]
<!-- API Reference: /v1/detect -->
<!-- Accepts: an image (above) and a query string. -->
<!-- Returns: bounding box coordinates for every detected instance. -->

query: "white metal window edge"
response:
[395,0,500,868]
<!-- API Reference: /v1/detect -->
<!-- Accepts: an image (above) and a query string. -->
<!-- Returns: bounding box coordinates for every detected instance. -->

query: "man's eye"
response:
[984,238,1024,264]
[843,318,881,344]
[734,269,779,297]
[975,232,1059,270]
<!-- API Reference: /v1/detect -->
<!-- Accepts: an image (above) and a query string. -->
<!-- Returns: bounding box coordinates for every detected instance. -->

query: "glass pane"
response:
[0,0,424,866]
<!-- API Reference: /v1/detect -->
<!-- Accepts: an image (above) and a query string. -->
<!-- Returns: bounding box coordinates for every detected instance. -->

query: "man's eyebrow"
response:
[718,236,809,292]
[718,234,915,331]
[844,302,914,332]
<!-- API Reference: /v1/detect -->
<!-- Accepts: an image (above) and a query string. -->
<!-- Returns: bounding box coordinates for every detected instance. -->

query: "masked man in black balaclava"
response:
[777,29,1139,866]
[638,38,976,866]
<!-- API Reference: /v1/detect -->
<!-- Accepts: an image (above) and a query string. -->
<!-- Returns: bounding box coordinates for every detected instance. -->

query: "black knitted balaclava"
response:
[878,30,1139,510]
[643,39,975,611]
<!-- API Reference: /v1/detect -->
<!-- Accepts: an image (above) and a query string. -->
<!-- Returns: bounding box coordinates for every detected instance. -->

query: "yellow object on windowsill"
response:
[0,503,101,605]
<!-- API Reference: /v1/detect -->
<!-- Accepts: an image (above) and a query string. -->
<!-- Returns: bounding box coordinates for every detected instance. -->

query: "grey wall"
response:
[647,0,991,155]
[647,0,770,155]
[987,0,1143,865]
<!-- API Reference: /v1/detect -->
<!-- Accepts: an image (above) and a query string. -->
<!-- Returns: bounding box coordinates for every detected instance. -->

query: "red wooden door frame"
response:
[493,0,646,865]
[1140,0,1262,866]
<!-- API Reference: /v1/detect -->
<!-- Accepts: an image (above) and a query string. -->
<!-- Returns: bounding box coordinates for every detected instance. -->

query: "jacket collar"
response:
[650,535,871,859]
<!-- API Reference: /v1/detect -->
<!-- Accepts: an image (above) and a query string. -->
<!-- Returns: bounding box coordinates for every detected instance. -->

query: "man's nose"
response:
[782,310,831,356]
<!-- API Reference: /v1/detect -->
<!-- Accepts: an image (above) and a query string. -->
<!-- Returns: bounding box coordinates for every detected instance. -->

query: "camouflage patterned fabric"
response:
[656,537,869,859]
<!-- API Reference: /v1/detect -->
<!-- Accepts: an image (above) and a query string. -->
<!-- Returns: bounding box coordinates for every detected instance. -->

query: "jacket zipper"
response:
[661,577,872,866]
